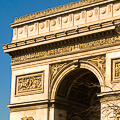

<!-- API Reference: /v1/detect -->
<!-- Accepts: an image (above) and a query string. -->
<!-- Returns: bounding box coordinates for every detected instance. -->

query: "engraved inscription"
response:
[16,72,44,96]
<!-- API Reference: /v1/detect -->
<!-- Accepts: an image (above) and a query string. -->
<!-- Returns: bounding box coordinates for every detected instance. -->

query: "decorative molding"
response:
[115,4,120,11]
[29,26,34,32]
[100,94,120,103]
[19,29,23,34]
[88,11,93,17]
[101,8,106,14]
[49,55,105,85]
[63,17,68,23]
[51,20,56,26]
[49,62,70,84]
[11,34,119,64]
[81,55,106,76]
[40,23,44,29]
[10,104,48,112]
[15,71,44,96]
[3,19,118,50]
[12,0,105,24]
[75,14,80,20]
[116,24,120,34]
[112,59,120,82]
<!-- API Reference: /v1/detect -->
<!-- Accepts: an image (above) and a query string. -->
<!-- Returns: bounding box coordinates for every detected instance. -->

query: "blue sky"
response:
[0,0,79,119]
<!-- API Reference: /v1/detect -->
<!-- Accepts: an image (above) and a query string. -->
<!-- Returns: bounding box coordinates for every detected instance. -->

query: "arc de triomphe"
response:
[2,0,120,120]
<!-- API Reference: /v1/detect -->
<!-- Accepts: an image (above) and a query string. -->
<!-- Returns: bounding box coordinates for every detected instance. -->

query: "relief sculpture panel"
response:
[15,71,44,96]
[11,35,120,65]
[112,59,120,82]
[81,55,106,77]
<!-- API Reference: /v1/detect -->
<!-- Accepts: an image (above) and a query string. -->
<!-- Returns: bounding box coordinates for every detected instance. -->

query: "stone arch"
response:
[50,60,105,100]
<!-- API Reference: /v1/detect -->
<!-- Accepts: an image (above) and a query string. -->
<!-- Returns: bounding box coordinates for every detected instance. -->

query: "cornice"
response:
[10,30,120,66]
[10,0,115,27]
[3,19,119,55]
[7,99,49,108]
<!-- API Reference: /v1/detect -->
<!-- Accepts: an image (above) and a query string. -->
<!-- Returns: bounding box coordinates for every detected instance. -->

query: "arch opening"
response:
[55,68,101,120]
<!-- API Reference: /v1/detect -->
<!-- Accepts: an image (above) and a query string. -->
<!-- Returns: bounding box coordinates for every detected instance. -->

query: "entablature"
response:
[9,0,120,42]
[2,19,119,53]
[2,0,120,66]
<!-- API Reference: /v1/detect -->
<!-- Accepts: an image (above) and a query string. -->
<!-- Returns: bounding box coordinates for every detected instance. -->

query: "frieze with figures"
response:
[12,35,120,65]
[15,71,44,96]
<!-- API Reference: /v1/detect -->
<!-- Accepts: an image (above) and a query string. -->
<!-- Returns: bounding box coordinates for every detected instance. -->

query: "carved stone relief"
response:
[49,62,70,84]
[115,4,120,11]
[81,55,106,76]
[16,71,44,96]
[40,23,45,29]
[112,59,120,82]
[19,28,23,34]
[49,55,105,85]
[11,35,119,64]
[51,20,56,26]
[88,11,93,17]
[116,24,120,34]
[75,14,80,20]
[101,8,106,14]
[63,17,68,23]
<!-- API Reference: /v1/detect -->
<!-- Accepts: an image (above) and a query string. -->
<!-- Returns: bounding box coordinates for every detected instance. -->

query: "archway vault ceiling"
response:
[57,68,100,106]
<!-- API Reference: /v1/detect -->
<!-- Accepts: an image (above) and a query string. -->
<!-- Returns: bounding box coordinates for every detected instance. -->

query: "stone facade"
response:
[2,0,120,120]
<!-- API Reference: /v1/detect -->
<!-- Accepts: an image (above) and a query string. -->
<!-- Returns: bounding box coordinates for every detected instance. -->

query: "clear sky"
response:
[0,0,79,119]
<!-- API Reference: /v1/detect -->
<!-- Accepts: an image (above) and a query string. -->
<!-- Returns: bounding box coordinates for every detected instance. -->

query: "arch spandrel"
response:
[50,55,106,100]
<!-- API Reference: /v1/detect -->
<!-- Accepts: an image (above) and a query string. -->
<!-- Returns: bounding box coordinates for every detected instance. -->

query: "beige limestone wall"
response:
[106,51,120,92]
[10,65,49,104]
[101,99,120,120]
[10,108,48,120]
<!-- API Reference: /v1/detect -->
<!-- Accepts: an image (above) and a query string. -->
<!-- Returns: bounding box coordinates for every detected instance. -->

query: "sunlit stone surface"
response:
[2,0,120,120]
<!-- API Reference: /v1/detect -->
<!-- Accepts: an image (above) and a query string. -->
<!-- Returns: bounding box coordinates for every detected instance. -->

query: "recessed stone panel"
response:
[87,7,99,23]
[113,2,120,17]
[15,71,44,96]
[28,22,39,37]
[100,4,112,20]
[62,14,73,29]
[50,17,61,32]
[112,59,120,82]
[12,28,18,40]
[18,25,28,39]
[39,20,49,35]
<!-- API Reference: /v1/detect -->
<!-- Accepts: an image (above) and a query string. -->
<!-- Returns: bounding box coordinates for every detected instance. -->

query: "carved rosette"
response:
[101,8,106,14]
[75,14,80,20]
[16,71,44,96]
[115,4,120,11]
[88,11,93,17]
